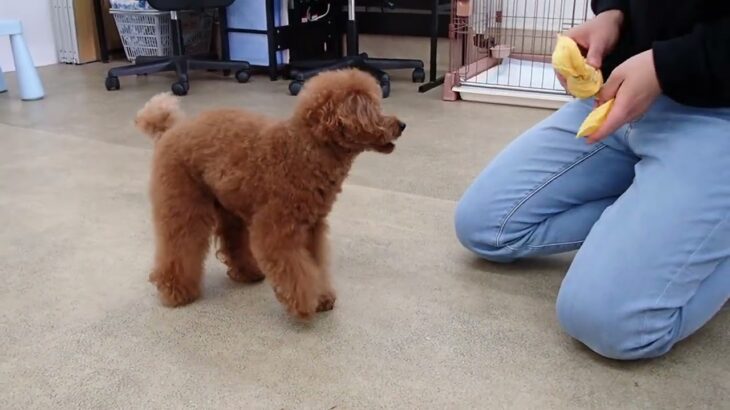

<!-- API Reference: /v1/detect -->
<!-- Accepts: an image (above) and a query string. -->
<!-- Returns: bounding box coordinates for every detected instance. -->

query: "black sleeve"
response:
[591,0,628,14]
[653,17,730,107]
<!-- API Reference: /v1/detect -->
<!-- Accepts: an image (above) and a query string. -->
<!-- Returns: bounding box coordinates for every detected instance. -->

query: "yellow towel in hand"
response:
[552,35,613,137]
[552,35,603,98]
[577,99,615,138]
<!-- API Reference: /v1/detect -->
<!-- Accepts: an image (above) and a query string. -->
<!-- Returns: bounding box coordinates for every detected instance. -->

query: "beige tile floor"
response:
[0,63,727,409]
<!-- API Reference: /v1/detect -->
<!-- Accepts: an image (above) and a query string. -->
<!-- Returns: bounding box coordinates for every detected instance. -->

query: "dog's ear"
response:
[336,92,382,135]
[297,88,341,137]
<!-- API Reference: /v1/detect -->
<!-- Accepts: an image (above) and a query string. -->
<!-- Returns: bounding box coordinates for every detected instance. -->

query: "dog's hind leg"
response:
[214,207,265,284]
[309,219,336,312]
[149,168,215,307]
[249,210,321,319]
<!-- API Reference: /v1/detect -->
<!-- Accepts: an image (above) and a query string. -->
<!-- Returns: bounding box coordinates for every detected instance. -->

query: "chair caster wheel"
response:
[412,67,426,83]
[172,81,189,96]
[105,76,120,91]
[289,80,303,96]
[380,81,391,98]
[235,69,250,83]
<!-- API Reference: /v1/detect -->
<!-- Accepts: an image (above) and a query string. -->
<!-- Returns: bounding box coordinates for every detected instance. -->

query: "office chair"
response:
[105,0,250,96]
[288,0,425,98]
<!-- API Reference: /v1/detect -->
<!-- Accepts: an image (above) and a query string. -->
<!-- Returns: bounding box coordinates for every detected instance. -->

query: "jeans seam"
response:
[527,239,584,249]
[503,239,584,253]
[641,208,730,348]
[495,144,608,248]
[623,122,635,148]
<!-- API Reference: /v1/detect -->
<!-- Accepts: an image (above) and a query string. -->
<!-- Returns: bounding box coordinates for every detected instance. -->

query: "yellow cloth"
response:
[577,99,615,138]
[552,35,603,98]
[551,35,613,137]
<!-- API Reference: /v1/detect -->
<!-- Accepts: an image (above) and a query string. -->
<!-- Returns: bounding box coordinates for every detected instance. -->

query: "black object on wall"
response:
[353,0,449,37]
[287,2,342,62]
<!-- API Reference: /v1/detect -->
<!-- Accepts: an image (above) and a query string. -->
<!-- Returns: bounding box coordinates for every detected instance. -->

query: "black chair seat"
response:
[147,0,235,11]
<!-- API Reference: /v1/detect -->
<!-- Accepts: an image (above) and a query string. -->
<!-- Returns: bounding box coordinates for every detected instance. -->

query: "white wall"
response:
[0,1,58,72]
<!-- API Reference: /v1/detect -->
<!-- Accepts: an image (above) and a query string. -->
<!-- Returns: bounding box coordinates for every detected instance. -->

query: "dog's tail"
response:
[135,92,184,141]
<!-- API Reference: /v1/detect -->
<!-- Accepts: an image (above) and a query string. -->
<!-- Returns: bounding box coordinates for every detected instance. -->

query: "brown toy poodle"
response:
[135,69,406,319]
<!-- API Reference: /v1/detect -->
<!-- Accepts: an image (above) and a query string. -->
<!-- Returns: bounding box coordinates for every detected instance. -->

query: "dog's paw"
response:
[156,282,200,307]
[273,286,318,320]
[150,272,200,307]
[316,292,336,312]
[288,295,319,320]
[226,268,265,284]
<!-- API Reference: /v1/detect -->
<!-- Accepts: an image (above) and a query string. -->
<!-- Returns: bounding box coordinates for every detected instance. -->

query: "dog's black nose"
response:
[398,121,407,132]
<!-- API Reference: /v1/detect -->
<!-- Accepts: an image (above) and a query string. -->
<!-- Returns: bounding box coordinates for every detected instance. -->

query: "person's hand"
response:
[586,50,662,143]
[555,10,624,87]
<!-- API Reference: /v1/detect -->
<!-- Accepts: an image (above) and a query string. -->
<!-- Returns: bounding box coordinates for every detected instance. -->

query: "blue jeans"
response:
[454,96,730,360]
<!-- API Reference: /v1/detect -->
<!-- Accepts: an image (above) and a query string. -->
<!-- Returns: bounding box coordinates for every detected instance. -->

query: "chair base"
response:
[105,55,251,96]
[288,53,425,98]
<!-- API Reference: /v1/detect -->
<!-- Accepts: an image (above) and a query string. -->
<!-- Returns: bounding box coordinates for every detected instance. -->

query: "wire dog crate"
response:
[445,0,592,108]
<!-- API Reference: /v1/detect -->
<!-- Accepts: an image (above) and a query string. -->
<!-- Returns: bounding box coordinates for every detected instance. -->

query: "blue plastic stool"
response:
[0,20,44,100]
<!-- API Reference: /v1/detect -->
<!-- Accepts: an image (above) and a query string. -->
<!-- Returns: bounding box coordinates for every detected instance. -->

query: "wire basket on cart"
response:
[110,9,213,62]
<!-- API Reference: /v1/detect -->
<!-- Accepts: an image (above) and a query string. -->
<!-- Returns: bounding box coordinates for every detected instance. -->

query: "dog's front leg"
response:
[249,212,320,319]
[213,208,265,284]
[309,219,336,312]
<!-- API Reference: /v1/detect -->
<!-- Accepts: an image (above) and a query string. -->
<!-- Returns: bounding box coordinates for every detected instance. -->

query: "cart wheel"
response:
[105,76,120,91]
[172,81,188,96]
[412,67,426,83]
[289,80,304,96]
[380,81,391,99]
[235,69,250,83]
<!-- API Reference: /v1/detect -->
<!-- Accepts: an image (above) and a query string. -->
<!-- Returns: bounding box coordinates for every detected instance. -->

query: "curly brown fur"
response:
[136,69,405,319]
